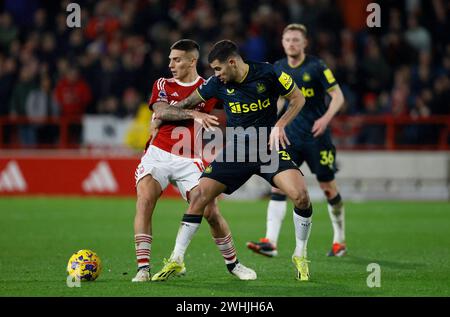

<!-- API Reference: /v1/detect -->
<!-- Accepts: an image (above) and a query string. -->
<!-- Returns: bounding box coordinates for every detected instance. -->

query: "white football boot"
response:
[230,263,257,280]
[131,268,150,282]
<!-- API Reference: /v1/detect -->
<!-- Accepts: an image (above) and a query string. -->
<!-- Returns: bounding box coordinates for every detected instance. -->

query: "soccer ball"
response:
[67,249,102,281]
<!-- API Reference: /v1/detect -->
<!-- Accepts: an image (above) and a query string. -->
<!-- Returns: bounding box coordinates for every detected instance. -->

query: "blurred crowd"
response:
[0,0,448,147]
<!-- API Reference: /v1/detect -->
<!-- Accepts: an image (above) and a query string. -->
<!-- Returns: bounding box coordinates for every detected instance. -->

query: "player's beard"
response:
[287,51,302,59]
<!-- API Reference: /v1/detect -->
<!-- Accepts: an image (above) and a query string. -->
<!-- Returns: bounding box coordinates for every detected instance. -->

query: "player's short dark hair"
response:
[208,40,240,63]
[170,39,200,53]
[283,24,308,38]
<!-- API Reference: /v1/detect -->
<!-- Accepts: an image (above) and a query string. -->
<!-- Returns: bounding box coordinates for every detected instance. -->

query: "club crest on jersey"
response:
[256,82,266,94]
[302,72,311,82]
[204,165,212,173]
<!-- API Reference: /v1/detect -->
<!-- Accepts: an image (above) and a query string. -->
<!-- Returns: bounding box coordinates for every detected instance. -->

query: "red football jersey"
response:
[147,76,217,158]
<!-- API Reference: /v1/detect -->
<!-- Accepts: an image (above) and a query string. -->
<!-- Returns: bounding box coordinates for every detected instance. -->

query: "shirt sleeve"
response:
[316,59,338,91]
[148,78,168,110]
[273,65,297,97]
[196,76,220,101]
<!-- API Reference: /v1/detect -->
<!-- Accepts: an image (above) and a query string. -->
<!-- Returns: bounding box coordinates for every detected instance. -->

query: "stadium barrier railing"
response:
[1,115,449,150]
[0,115,82,149]
[330,115,450,150]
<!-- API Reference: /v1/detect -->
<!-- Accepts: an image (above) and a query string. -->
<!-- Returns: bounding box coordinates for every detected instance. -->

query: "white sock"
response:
[293,212,312,258]
[171,215,202,263]
[266,200,287,245]
[327,203,345,243]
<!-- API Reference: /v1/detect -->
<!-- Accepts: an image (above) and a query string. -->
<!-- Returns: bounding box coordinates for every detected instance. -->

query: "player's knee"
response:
[290,189,310,210]
[271,187,285,195]
[189,187,201,204]
[203,202,216,220]
[204,207,221,226]
[137,183,157,201]
[271,187,287,201]
[319,182,337,199]
[137,177,160,201]
[189,186,211,212]
[136,193,156,216]
[204,213,216,226]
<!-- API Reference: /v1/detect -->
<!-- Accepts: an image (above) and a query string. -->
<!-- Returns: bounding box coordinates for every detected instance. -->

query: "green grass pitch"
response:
[0,197,449,297]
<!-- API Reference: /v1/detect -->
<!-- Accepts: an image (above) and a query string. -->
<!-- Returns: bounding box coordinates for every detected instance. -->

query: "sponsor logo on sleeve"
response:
[323,69,336,84]
[278,72,293,90]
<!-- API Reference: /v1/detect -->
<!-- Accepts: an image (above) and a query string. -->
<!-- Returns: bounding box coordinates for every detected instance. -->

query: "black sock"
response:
[294,204,313,218]
[271,193,287,201]
[182,214,202,223]
[328,193,342,206]
[138,265,150,272]
[226,259,239,273]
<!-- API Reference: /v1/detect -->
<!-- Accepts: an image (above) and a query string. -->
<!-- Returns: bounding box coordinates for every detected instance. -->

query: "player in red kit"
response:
[132,39,256,282]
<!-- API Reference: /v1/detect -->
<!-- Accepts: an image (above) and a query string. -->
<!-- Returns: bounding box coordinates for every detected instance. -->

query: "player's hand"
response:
[312,116,330,137]
[191,111,219,131]
[269,125,291,151]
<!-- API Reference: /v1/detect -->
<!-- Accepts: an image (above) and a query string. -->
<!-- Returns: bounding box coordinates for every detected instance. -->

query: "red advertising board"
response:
[0,155,179,197]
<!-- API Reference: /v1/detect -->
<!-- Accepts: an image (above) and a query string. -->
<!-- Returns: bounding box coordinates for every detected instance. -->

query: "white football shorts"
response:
[135,145,204,200]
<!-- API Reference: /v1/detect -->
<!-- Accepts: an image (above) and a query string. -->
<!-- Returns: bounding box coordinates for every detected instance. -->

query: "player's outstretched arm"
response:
[152,101,195,121]
[311,85,345,137]
[173,90,205,110]
[152,90,205,121]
